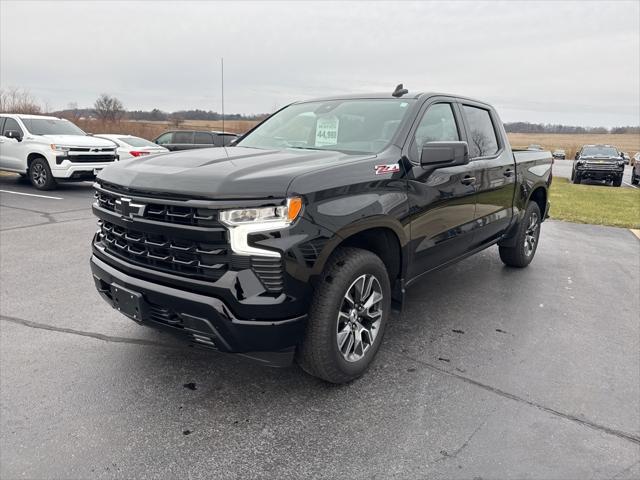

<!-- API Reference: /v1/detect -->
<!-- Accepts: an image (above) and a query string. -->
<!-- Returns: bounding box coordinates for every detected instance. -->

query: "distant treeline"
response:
[51,107,268,122]
[504,122,640,135]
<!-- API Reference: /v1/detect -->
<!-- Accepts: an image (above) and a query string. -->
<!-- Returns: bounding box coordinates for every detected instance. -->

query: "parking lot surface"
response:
[1,174,639,479]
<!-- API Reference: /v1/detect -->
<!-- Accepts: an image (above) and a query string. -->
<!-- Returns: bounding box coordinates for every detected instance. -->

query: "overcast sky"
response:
[1,1,639,127]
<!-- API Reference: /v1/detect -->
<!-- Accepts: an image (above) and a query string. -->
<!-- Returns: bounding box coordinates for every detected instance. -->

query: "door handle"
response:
[461,176,476,185]
[503,169,514,177]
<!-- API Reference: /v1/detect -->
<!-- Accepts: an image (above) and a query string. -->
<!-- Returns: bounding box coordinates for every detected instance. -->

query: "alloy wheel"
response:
[524,211,539,257]
[336,274,383,362]
[31,163,47,187]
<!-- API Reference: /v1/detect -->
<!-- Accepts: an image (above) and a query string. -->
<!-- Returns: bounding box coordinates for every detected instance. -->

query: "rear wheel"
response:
[499,202,541,268]
[29,158,57,190]
[297,247,391,384]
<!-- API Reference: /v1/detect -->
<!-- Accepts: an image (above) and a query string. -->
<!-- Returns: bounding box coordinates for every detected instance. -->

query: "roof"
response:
[1,113,61,120]
[293,90,492,107]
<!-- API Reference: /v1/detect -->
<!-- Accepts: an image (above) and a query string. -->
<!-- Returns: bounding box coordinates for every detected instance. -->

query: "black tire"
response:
[28,157,57,190]
[499,202,541,268]
[572,172,581,184]
[297,247,391,384]
[632,172,639,185]
[612,175,623,187]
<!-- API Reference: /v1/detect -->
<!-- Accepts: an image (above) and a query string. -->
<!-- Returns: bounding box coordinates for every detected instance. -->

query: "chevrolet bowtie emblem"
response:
[114,197,146,220]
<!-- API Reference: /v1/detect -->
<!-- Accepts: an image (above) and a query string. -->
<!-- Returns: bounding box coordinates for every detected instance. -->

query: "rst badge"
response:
[374,164,400,175]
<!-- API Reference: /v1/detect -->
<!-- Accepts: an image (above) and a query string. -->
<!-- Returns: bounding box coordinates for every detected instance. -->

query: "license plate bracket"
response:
[112,283,145,322]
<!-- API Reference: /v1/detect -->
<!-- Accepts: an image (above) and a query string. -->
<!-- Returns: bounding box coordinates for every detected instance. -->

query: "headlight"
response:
[617,160,625,167]
[50,144,70,153]
[220,198,302,226]
[219,197,303,257]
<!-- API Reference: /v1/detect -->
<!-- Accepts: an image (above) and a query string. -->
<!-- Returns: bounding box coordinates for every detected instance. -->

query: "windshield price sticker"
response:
[315,116,339,147]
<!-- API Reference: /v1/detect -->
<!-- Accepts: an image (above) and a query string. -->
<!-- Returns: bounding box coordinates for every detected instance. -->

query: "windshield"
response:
[237,99,414,154]
[582,146,619,157]
[21,118,86,136]
[119,136,158,148]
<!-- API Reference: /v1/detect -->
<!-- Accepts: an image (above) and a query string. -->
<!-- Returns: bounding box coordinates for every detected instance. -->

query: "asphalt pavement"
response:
[1,174,639,479]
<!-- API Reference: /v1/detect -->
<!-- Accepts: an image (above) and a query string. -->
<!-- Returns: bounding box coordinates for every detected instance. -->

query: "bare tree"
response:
[94,93,125,123]
[65,102,82,122]
[169,112,185,128]
[0,87,42,114]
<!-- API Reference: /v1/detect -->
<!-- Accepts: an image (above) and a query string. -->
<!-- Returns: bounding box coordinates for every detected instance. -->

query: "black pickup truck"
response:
[571,144,626,186]
[90,89,552,383]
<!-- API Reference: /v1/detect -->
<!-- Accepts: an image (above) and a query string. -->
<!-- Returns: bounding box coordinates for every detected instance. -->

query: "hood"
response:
[97,146,373,199]
[41,135,117,148]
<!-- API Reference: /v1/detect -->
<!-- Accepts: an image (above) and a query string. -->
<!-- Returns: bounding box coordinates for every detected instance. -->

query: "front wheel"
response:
[612,175,623,187]
[572,171,581,184]
[632,172,639,185]
[297,247,391,384]
[499,202,541,268]
[29,158,57,190]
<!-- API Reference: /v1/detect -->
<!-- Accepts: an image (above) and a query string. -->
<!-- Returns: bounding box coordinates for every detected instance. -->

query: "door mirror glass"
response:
[420,141,469,169]
[5,130,23,141]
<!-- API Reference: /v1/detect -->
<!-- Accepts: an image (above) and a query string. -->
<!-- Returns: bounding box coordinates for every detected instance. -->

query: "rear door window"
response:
[462,105,499,158]
[173,131,194,144]
[194,132,214,145]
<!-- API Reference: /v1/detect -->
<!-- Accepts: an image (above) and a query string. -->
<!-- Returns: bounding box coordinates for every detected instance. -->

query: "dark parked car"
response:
[632,155,640,185]
[153,130,239,151]
[571,144,625,186]
[91,89,552,383]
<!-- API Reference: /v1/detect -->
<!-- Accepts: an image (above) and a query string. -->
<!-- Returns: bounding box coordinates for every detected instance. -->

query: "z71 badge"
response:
[374,164,400,175]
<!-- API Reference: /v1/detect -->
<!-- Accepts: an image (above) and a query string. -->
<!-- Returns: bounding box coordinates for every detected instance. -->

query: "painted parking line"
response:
[623,182,638,189]
[0,190,63,200]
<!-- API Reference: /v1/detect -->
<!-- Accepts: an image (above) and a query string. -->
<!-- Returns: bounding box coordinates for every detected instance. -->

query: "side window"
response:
[3,118,23,136]
[194,132,214,145]
[462,105,499,158]
[173,131,193,144]
[411,103,459,160]
[155,132,173,145]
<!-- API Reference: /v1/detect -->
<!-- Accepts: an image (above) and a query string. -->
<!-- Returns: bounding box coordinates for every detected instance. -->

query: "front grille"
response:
[95,189,218,227]
[584,162,618,170]
[93,185,286,292]
[98,220,229,281]
[68,154,117,162]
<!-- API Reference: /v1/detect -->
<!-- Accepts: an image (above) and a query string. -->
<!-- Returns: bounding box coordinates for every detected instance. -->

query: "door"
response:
[460,103,516,246]
[0,117,26,171]
[406,100,478,279]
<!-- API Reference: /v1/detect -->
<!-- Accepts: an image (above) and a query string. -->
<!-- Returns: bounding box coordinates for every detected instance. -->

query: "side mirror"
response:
[420,141,469,169]
[5,130,23,142]
[575,153,579,160]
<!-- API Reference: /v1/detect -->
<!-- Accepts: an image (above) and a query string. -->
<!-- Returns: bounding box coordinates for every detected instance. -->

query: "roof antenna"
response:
[221,57,225,135]
[392,83,408,98]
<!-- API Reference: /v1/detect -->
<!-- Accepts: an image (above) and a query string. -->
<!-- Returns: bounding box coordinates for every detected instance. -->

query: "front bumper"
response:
[52,162,116,179]
[577,167,623,181]
[90,255,306,365]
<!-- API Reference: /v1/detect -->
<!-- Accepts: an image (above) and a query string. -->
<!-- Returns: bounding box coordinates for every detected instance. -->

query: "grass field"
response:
[507,133,640,160]
[549,177,640,229]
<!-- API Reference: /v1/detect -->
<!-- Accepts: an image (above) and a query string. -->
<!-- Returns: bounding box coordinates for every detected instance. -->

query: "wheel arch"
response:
[312,220,408,308]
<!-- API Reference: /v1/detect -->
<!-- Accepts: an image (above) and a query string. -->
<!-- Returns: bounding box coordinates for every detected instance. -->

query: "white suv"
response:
[0,114,118,190]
